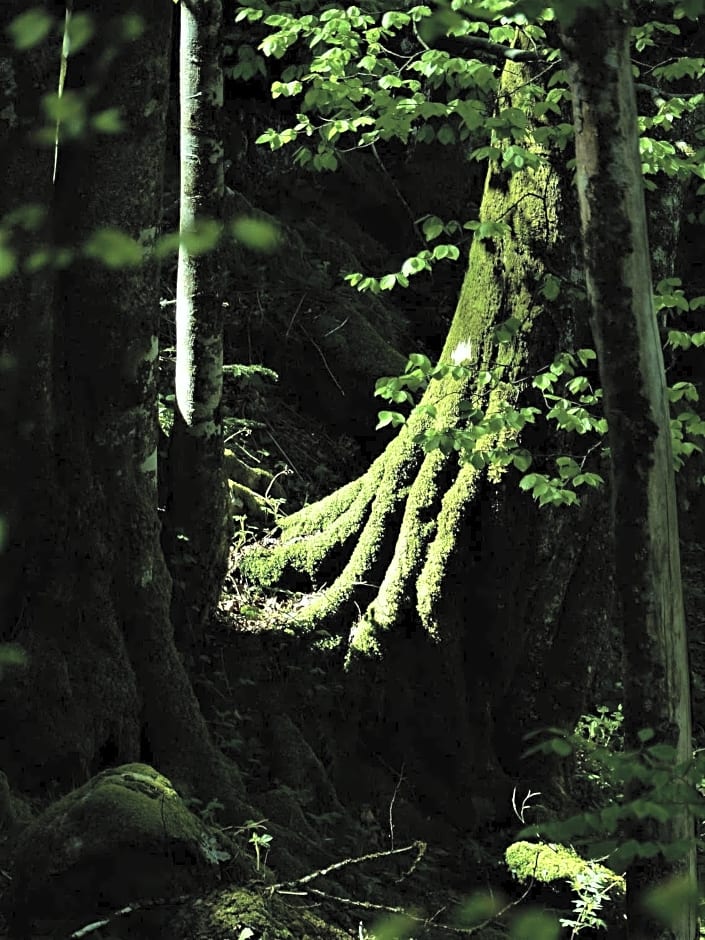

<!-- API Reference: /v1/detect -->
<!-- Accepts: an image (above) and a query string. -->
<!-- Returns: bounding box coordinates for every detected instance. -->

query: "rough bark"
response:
[0,3,60,653]
[0,1,246,815]
[240,59,610,823]
[164,0,230,646]
[561,5,697,939]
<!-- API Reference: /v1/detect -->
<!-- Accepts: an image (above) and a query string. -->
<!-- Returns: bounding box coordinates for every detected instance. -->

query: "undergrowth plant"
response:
[520,727,704,873]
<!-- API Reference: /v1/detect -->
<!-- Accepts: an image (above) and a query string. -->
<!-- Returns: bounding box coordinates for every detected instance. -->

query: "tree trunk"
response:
[164,0,230,646]
[0,3,60,652]
[561,5,696,939]
[240,58,611,823]
[0,1,245,815]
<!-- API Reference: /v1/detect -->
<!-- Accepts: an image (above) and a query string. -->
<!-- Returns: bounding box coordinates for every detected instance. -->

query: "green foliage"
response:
[509,907,560,940]
[7,8,54,50]
[643,875,700,931]
[372,273,705,502]
[362,914,415,940]
[506,841,623,935]
[520,728,703,872]
[84,228,143,268]
[248,824,273,870]
[238,0,704,301]
[373,342,607,505]
[0,643,28,681]
[231,216,281,252]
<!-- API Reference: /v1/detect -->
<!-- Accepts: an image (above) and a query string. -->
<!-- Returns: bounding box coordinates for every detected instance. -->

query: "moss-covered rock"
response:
[168,884,350,939]
[505,841,624,896]
[7,763,225,934]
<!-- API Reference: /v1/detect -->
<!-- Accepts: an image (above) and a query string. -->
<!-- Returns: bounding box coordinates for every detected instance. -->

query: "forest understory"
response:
[3,3,705,937]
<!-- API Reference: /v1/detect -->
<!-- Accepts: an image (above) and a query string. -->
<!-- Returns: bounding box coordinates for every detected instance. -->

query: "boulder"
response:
[7,763,224,935]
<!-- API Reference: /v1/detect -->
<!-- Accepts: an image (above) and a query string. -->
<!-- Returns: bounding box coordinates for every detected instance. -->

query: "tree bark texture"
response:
[164,0,230,647]
[0,2,60,654]
[240,58,614,824]
[561,4,696,938]
[0,1,245,815]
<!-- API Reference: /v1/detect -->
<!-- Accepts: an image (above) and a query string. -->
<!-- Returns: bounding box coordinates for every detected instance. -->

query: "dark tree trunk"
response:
[0,1,245,814]
[0,2,60,655]
[562,5,696,938]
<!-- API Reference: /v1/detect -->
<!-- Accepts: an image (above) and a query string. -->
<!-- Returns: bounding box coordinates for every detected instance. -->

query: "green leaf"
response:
[512,450,532,472]
[379,273,396,291]
[519,473,539,492]
[66,12,95,55]
[376,410,405,429]
[83,228,143,268]
[542,274,561,301]
[422,215,444,241]
[433,244,460,261]
[91,108,124,134]
[180,218,222,255]
[401,255,429,277]
[7,9,54,50]
[533,372,555,392]
[0,642,27,669]
[437,123,456,145]
[576,348,596,368]
[407,353,432,373]
[647,743,677,761]
[566,375,589,394]
[231,217,280,252]
[367,913,415,940]
[556,456,579,480]
[510,908,560,940]
[550,737,573,756]
[0,245,17,279]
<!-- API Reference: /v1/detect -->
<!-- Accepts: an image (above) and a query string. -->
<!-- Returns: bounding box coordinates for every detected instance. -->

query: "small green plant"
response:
[559,865,621,937]
[573,704,624,800]
[185,795,225,826]
[575,704,624,750]
[250,828,273,871]
[506,841,624,937]
[521,729,703,871]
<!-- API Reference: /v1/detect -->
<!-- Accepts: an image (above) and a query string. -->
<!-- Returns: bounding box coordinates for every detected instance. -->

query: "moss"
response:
[505,841,624,896]
[225,449,285,498]
[171,885,350,939]
[8,763,221,929]
[229,479,277,525]
[239,471,373,588]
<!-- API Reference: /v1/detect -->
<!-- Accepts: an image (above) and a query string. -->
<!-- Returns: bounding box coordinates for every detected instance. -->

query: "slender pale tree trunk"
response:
[164,0,230,646]
[561,5,696,938]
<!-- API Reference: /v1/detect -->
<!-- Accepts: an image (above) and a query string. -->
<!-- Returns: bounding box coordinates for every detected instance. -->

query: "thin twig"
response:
[323,317,349,338]
[371,143,423,243]
[300,879,536,936]
[286,293,307,339]
[271,841,426,892]
[264,422,302,479]
[388,762,405,851]
[300,325,345,395]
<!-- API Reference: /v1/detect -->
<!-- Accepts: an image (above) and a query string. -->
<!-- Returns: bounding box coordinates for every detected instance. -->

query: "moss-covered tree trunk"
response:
[562,6,696,938]
[0,1,245,814]
[164,0,230,646]
[241,59,612,823]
